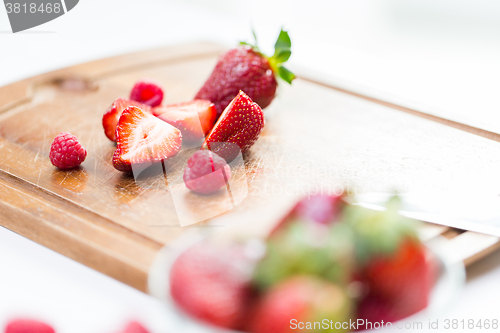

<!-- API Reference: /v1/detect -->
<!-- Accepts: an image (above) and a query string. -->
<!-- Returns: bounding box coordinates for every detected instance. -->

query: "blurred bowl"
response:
[148,229,465,333]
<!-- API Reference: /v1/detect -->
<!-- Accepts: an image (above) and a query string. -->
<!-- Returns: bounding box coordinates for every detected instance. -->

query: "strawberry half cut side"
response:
[113,106,182,172]
[103,98,152,142]
[154,100,216,144]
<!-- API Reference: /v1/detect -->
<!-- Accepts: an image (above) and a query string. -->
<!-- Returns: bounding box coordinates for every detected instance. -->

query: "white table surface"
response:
[1,0,500,332]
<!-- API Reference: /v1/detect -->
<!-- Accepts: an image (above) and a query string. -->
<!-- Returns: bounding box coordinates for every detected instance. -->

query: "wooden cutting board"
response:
[0,42,499,292]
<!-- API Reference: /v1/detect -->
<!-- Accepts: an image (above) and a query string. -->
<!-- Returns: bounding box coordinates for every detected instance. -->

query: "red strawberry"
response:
[169,241,257,330]
[202,91,264,162]
[129,80,164,107]
[195,29,295,117]
[153,100,216,143]
[270,194,345,237]
[112,106,182,172]
[347,197,437,321]
[103,98,151,142]
[356,294,406,328]
[5,319,55,333]
[249,276,353,333]
[365,239,430,301]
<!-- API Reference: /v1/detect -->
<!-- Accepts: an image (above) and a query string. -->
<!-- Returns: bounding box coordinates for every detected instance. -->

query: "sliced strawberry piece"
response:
[154,100,216,143]
[202,91,264,162]
[102,98,151,142]
[112,106,182,172]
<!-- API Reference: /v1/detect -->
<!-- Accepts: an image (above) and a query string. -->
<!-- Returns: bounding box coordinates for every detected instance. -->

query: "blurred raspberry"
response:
[5,319,55,333]
[183,150,231,194]
[120,321,149,333]
[49,132,87,169]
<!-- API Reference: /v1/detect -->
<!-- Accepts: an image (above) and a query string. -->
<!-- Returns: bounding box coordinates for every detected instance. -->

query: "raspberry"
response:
[129,80,164,107]
[5,319,55,333]
[183,150,231,194]
[120,321,149,333]
[49,132,87,169]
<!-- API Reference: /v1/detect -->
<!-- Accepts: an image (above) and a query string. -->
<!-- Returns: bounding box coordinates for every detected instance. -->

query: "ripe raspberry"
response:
[183,150,231,194]
[49,132,87,169]
[120,321,149,333]
[130,80,164,107]
[5,319,55,333]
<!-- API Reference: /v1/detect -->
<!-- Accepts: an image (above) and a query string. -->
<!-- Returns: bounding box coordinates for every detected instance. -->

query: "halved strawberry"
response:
[112,106,182,172]
[202,91,264,162]
[102,98,152,142]
[153,100,216,143]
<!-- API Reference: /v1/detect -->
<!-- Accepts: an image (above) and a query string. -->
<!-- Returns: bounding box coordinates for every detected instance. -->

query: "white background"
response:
[1,1,500,332]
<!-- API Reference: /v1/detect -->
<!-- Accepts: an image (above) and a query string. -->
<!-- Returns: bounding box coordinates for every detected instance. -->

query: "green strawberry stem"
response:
[240,29,296,84]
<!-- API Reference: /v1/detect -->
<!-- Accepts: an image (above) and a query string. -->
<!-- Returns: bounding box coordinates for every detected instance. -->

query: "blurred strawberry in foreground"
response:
[195,29,295,117]
[253,219,354,290]
[169,241,258,330]
[154,100,216,144]
[271,193,345,236]
[169,195,437,332]
[357,293,417,330]
[103,98,152,142]
[254,194,352,289]
[129,80,164,107]
[183,150,231,194]
[249,276,353,333]
[119,321,149,333]
[347,196,436,322]
[202,91,265,162]
[5,319,55,333]
[113,106,182,172]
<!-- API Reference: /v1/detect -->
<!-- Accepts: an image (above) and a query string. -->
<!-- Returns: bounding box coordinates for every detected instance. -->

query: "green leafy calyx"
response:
[240,28,295,85]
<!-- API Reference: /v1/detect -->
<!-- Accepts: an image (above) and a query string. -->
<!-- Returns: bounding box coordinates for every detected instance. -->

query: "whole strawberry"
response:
[195,29,295,117]
[249,276,353,333]
[169,240,257,330]
[202,91,264,162]
[49,132,87,169]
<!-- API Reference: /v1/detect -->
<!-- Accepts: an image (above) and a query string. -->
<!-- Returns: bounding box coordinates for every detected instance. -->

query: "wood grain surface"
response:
[0,42,499,292]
